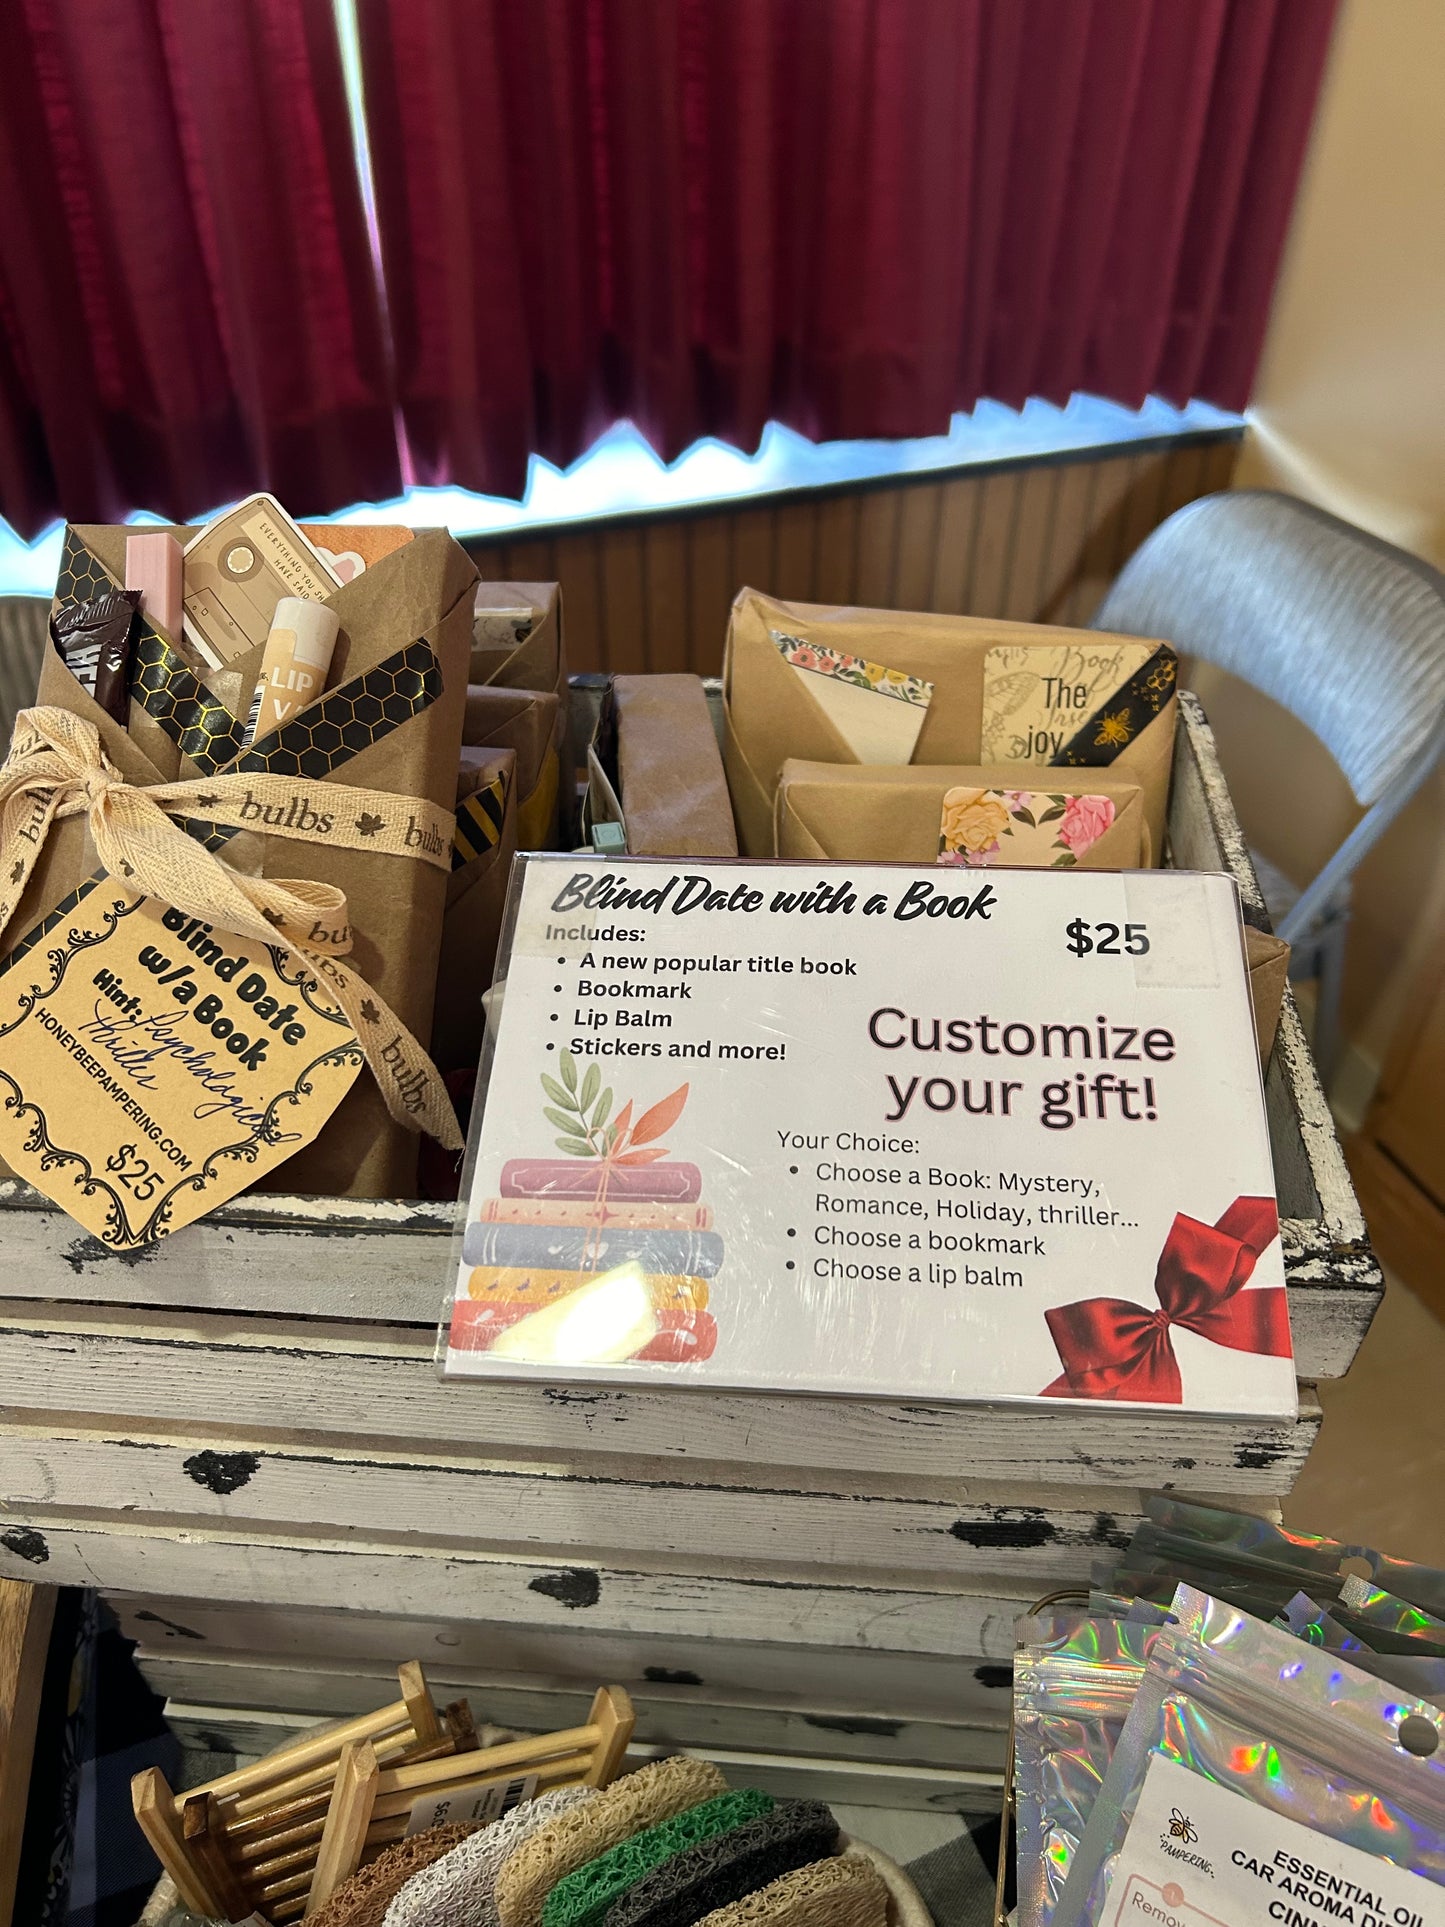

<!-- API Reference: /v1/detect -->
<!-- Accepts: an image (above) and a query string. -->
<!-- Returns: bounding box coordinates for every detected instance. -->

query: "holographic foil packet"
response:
[1014,1614,1166,1927]
[1279,1591,1445,1707]
[1053,1585,1445,1927]
[1340,1574,1445,1650]
[1143,1496,1445,1617]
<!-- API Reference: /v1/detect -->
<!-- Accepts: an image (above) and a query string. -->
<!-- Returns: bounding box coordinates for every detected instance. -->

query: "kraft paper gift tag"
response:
[19,524,477,1202]
[465,582,568,849]
[775,761,1150,869]
[583,675,739,858]
[723,588,1176,858]
[432,747,517,1072]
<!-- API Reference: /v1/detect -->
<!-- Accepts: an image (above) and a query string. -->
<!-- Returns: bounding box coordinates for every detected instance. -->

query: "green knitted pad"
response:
[542,1790,773,1927]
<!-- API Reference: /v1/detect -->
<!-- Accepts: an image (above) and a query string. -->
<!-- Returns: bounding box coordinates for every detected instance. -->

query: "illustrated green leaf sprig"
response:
[540,1051,689,1163]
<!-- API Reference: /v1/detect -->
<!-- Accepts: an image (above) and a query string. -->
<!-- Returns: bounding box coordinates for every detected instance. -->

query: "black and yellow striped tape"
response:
[452,769,508,870]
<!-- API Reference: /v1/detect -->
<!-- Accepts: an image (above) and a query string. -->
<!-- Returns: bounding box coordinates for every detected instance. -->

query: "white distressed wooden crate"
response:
[0,687,1381,1802]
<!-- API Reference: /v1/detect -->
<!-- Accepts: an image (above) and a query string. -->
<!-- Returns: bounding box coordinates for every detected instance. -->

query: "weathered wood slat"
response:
[0,1515,1035,1657]
[115,1603,1018,1723]
[0,1422,1276,1582]
[139,1654,1007,1770]
[0,1187,1372,1377]
[0,1309,1322,1490]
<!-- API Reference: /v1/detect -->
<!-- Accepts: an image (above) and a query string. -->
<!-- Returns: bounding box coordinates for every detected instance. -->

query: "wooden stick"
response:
[0,1580,55,1927]
[398,1661,441,1746]
[259,1866,315,1905]
[182,1793,252,1924]
[227,1722,444,1824]
[585,1687,635,1787]
[189,1698,410,1804]
[374,1725,599,1797]
[369,1759,585,1826]
[305,1740,379,1919]
[232,1813,327,1865]
[238,1837,318,1884]
[131,1770,221,1920]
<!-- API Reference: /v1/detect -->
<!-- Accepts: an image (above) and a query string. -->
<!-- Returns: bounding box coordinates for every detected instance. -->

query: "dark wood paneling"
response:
[468,431,1241,674]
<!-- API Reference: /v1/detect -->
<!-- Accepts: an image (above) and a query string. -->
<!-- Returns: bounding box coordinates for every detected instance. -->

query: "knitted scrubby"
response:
[381,1786,599,1927]
[542,1790,773,1927]
[306,1824,479,1927]
[602,1802,840,1927]
[690,1852,889,1927]
[495,1758,728,1927]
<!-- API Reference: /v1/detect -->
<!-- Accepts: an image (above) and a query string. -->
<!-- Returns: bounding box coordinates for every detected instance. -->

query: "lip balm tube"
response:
[125,531,184,644]
[243,597,340,747]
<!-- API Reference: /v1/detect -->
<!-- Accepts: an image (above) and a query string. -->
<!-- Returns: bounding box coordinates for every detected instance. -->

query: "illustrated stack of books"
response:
[452,1076,725,1366]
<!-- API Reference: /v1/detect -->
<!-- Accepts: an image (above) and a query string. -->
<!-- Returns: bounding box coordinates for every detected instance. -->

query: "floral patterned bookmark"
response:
[770,630,934,708]
[938,787,1117,868]
[770,629,934,765]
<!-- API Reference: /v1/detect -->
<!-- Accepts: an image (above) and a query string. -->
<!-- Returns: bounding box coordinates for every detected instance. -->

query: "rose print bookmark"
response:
[770,630,933,764]
[938,786,1117,868]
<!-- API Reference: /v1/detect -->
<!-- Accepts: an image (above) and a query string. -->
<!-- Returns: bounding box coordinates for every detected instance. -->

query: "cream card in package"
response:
[182,492,342,668]
[0,883,362,1245]
[938,786,1122,868]
[769,629,932,763]
[981,639,1177,764]
[1093,1751,1445,1927]
[442,856,1294,1415]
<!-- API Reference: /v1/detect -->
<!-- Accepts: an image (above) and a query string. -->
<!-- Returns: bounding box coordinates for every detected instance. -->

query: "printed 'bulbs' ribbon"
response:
[0,707,462,1149]
[1040,1196,1288,1403]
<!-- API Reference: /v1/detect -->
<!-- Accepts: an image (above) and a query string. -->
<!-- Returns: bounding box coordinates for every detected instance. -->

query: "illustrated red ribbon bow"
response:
[1040,1196,1289,1403]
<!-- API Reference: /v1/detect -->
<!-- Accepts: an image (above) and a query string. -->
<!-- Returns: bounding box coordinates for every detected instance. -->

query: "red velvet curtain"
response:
[358,0,1338,503]
[0,0,1336,538]
[0,0,398,539]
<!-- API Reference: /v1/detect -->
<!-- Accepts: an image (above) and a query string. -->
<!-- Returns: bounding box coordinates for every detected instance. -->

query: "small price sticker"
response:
[404,1772,539,1836]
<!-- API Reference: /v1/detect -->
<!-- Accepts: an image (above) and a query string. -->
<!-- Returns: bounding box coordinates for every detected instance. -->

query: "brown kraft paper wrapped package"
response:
[586,675,739,858]
[1244,926,1291,1065]
[723,588,1176,859]
[466,582,567,848]
[11,524,476,1201]
[432,746,517,1072]
[775,761,1150,868]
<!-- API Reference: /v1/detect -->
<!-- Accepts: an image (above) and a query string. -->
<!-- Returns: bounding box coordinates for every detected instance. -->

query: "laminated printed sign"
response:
[442,855,1294,1416]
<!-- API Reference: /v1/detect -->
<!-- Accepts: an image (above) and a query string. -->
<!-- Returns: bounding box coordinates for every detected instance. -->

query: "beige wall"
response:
[1213,0,1445,1078]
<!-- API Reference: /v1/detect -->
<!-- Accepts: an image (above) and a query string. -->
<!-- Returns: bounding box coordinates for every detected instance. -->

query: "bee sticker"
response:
[1168,1809,1199,1846]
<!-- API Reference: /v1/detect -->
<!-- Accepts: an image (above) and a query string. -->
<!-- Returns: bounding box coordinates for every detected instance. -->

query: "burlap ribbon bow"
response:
[0,707,463,1149]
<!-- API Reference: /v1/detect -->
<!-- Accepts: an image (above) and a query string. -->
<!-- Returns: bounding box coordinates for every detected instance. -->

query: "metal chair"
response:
[1093,489,1445,1082]
[0,595,47,745]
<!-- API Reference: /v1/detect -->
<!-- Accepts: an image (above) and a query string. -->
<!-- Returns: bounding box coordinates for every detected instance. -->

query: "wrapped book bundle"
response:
[0,496,561,1243]
[722,588,1179,861]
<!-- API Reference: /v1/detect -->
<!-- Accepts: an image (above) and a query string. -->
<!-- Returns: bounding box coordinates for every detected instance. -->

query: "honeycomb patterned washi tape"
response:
[56,528,248,777]
[232,639,443,781]
[128,624,246,770]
